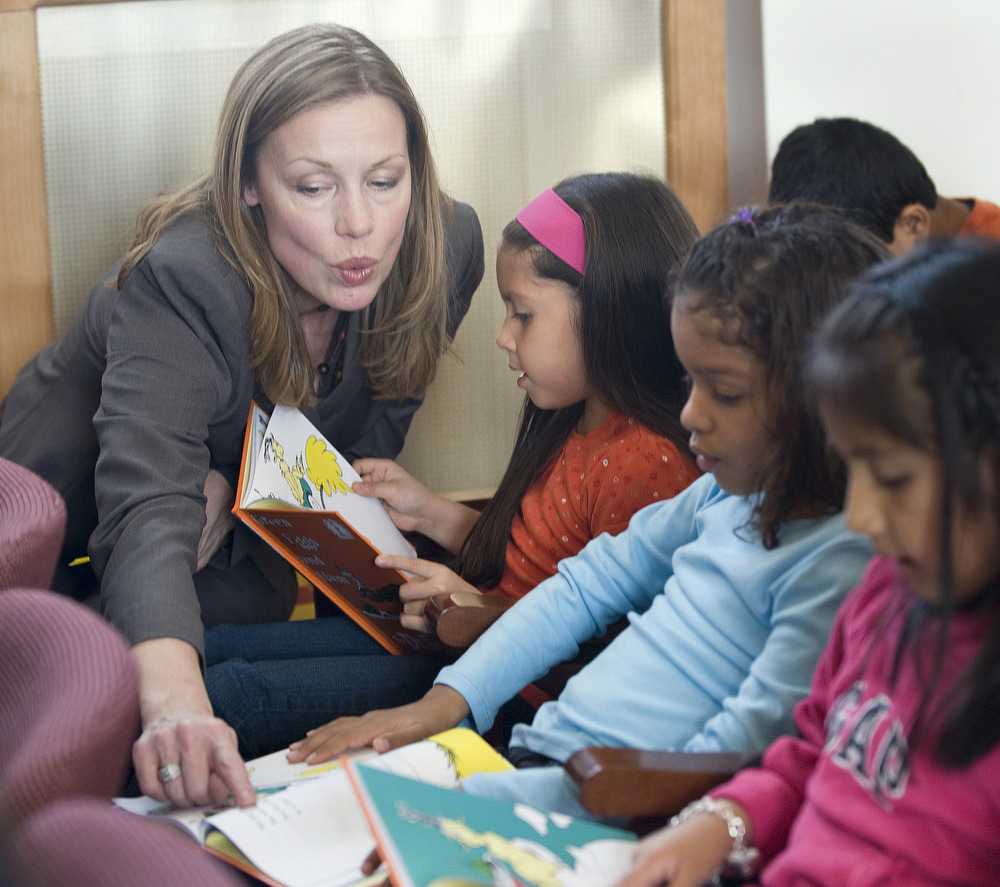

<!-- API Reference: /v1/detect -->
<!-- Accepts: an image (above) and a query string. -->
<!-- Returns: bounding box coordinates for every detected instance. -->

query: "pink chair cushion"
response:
[0,457,67,590]
[9,797,245,887]
[0,589,139,829]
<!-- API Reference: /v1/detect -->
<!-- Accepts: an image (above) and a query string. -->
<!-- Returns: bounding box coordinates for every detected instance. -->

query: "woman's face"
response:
[243,93,412,313]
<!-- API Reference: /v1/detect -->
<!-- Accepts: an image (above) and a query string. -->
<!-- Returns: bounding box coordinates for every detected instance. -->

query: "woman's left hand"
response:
[374,553,482,633]
[198,469,236,570]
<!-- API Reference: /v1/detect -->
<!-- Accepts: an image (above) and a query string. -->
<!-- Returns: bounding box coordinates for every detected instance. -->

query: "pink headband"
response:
[515,188,586,274]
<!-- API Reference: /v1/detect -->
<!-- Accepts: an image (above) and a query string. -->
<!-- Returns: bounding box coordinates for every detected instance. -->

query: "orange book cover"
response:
[233,403,449,656]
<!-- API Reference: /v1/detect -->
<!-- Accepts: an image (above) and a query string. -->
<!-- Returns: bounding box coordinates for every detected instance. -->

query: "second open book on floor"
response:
[233,402,450,655]
[114,728,636,887]
[347,758,637,887]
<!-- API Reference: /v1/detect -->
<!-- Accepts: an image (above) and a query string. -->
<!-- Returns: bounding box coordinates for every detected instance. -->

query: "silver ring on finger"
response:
[157,763,183,784]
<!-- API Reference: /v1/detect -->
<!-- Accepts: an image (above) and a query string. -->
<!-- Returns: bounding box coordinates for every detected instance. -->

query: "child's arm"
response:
[288,481,709,762]
[691,583,856,865]
[680,524,870,755]
[352,458,480,553]
[434,480,712,735]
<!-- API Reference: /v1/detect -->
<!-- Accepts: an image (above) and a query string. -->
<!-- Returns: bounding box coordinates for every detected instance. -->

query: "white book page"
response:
[240,402,271,505]
[111,747,376,842]
[244,746,375,790]
[206,770,372,887]
[112,795,215,842]
[243,405,414,558]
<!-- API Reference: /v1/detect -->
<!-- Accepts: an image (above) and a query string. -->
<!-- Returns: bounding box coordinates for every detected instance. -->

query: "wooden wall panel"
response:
[663,0,729,233]
[0,8,54,393]
[0,0,120,395]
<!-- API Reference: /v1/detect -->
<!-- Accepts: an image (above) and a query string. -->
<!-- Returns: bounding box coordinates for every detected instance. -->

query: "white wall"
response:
[759,0,1000,202]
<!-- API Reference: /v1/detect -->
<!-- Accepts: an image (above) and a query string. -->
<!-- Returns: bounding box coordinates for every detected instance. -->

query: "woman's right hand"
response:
[285,684,471,764]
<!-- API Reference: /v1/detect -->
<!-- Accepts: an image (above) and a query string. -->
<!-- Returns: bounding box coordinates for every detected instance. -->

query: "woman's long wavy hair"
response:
[807,237,1000,767]
[117,24,450,409]
[454,172,699,589]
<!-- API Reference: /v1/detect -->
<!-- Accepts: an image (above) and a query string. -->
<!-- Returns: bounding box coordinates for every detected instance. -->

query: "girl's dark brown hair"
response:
[807,237,1000,766]
[675,202,889,548]
[455,172,699,590]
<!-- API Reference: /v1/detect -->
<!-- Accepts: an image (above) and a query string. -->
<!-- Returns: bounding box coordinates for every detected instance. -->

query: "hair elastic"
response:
[515,188,586,274]
[728,206,757,228]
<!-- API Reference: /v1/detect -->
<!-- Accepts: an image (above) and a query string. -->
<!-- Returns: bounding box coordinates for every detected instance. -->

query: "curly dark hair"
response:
[675,202,889,548]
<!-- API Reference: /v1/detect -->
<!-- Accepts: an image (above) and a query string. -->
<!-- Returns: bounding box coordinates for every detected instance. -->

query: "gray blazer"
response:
[0,200,484,653]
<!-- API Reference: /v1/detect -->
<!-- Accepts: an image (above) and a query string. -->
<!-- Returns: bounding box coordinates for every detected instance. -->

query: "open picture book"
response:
[114,728,514,887]
[233,402,450,655]
[347,759,638,887]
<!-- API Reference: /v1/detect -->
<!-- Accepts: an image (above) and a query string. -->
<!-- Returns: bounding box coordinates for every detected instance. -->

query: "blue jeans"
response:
[204,617,445,759]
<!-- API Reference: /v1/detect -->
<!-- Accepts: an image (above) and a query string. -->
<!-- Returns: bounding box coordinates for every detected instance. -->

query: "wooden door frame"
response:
[663,0,729,234]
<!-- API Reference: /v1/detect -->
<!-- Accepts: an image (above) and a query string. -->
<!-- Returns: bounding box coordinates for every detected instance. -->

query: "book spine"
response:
[344,761,415,887]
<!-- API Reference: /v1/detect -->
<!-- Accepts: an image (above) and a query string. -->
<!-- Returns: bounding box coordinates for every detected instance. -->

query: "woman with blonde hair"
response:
[0,23,483,808]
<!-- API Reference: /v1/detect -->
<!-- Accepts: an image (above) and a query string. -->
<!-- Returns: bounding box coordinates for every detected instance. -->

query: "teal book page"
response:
[350,763,637,887]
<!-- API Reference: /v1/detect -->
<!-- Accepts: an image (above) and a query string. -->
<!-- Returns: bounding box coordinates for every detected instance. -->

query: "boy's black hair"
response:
[454,172,699,590]
[769,117,938,244]
[675,202,889,549]
[808,237,1000,767]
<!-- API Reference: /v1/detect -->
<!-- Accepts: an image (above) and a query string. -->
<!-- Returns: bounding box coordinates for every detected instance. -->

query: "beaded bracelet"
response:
[669,796,759,879]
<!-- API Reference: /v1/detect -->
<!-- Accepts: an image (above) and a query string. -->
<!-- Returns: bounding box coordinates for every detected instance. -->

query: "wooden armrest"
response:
[566,747,758,819]
[426,591,514,648]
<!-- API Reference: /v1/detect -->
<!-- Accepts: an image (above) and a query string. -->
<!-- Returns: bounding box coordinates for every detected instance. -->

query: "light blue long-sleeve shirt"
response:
[436,474,872,817]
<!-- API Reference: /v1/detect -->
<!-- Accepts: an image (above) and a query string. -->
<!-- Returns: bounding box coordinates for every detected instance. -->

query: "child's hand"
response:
[613,813,736,887]
[352,458,480,554]
[352,458,436,535]
[360,847,388,887]
[285,685,471,763]
[375,553,482,633]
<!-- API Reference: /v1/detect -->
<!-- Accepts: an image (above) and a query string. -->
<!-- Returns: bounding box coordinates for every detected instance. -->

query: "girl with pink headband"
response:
[358,172,703,611]
[206,172,701,759]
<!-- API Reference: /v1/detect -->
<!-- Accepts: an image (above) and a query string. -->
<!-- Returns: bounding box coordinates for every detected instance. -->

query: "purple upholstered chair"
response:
[0,589,139,831]
[7,798,246,887]
[0,457,66,590]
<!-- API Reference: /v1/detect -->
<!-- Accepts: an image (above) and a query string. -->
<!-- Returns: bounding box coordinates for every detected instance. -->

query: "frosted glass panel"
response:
[38,0,664,493]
